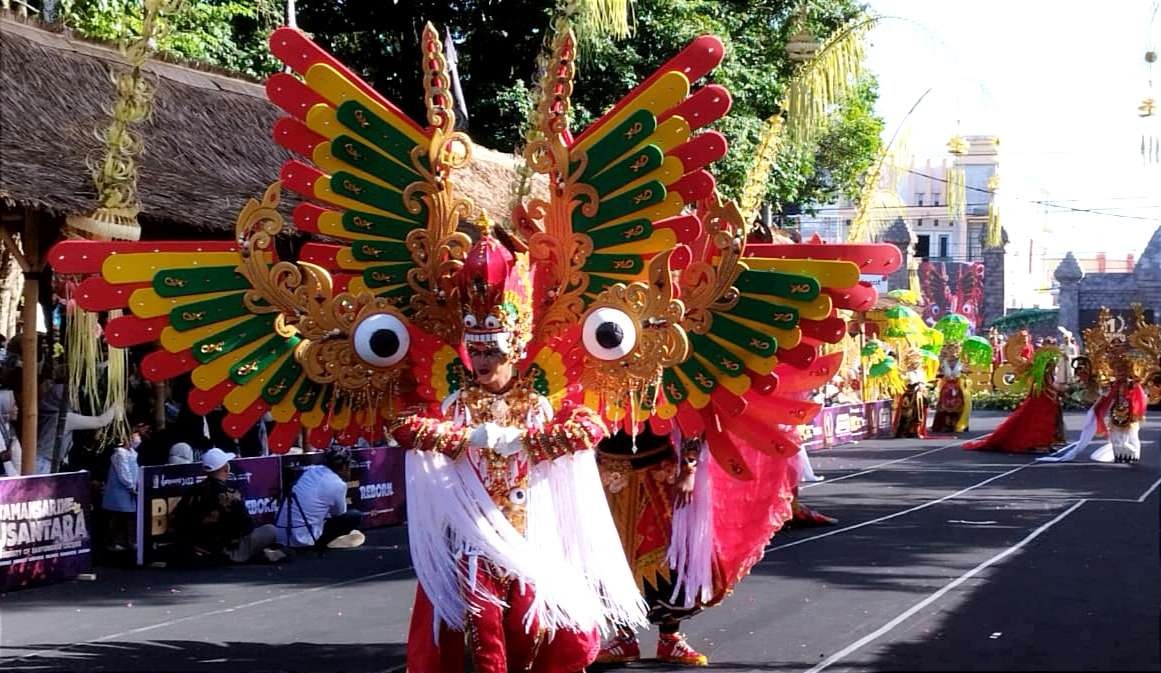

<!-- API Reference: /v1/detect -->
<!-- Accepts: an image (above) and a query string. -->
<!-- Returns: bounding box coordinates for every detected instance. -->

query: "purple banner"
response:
[798,412,826,450]
[801,400,895,450]
[0,471,93,591]
[281,446,406,529]
[866,400,894,438]
[137,455,282,566]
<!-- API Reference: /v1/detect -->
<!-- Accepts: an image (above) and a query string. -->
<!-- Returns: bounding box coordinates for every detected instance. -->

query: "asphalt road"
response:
[1,410,1158,672]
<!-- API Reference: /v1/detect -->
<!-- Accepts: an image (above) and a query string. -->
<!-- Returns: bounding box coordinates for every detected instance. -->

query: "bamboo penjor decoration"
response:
[739,13,875,225]
[64,0,182,447]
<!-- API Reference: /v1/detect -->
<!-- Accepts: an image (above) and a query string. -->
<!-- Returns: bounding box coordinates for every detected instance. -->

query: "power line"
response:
[905,168,1161,222]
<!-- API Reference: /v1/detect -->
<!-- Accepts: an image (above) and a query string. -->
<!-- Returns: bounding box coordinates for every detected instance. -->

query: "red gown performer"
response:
[965,346,1066,453]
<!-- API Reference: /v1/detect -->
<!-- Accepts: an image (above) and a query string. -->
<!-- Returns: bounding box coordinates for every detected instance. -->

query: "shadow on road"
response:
[863,498,1160,671]
[1,639,405,672]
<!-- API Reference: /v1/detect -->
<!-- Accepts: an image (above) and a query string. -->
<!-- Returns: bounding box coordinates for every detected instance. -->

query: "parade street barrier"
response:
[0,471,93,591]
[137,455,282,566]
[136,446,405,566]
[800,400,894,450]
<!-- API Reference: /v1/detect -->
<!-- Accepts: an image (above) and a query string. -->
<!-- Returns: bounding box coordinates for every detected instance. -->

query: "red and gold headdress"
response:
[456,215,533,363]
[1077,304,1161,401]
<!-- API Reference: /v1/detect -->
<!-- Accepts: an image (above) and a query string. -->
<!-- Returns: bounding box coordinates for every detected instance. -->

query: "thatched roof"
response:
[0,16,533,234]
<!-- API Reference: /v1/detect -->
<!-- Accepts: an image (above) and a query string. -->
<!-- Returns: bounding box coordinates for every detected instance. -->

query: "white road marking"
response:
[1137,475,1161,502]
[801,440,967,490]
[767,463,1032,553]
[5,566,415,663]
[801,499,1089,673]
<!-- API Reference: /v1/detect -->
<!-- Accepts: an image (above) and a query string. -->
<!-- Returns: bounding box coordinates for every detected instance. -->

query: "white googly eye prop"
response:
[463,314,478,329]
[582,307,638,361]
[352,313,410,368]
[484,315,500,329]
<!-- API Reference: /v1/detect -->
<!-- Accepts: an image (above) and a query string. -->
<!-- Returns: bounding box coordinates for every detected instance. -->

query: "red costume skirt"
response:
[930,379,966,433]
[893,383,928,438]
[964,390,1065,453]
[406,567,599,673]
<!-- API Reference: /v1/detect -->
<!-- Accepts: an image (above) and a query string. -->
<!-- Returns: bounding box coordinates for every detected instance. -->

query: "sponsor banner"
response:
[799,412,826,450]
[282,447,405,529]
[137,456,282,566]
[139,447,405,565]
[0,471,93,591]
[805,400,895,450]
[867,400,894,438]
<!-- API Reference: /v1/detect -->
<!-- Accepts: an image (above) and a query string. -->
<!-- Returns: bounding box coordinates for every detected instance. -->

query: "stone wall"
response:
[881,218,914,292]
[1055,226,1161,347]
[981,244,1006,327]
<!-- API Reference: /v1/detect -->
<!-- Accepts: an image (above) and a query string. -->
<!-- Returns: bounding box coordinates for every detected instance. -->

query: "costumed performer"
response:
[893,349,929,438]
[930,342,971,433]
[1040,307,1153,464]
[965,346,1066,453]
[44,16,903,672]
[391,225,646,673]
[594,428,712,666]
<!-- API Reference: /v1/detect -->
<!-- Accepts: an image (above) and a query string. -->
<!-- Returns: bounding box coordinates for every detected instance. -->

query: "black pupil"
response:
[369,329,400,358]
[595,321,624,349]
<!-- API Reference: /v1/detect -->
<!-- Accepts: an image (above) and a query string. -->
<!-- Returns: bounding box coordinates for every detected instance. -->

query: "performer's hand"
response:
[674,467,696,508]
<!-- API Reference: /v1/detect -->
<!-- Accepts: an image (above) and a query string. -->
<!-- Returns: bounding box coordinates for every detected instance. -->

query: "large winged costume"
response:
[50,22,901,672]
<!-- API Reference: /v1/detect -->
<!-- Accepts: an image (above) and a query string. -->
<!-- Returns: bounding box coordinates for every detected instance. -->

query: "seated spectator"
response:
[167,442,194,465]
[276,446,365,550]
[172,448,285,564]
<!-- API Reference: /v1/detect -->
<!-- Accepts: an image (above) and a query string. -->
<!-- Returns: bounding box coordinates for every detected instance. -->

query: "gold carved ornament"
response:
[682,196,748,336]
[580,249,690,419]
[401,22,477,346]
[521,28,601,340]
[991,329,1033,392]
[233,183,408,406]
[1079,305,1161,403]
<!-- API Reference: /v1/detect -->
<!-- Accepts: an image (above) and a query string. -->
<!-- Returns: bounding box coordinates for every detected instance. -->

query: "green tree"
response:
[45,0,883,211]
[289,0,882,212]
[54,0,282,78]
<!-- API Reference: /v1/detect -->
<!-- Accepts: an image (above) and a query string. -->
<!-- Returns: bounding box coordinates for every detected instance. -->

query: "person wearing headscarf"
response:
[36,382,115,473]
[167,442,194,465]
[102,420,147,551]
[0,389,21,476]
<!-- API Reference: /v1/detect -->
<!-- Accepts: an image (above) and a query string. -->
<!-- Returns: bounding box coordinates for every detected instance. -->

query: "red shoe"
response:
[791,499,838,527]
[595,632,640,664]
[657,632,708,666]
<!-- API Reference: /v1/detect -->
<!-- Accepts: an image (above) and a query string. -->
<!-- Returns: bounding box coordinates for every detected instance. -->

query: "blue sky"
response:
[865,0,1160,259]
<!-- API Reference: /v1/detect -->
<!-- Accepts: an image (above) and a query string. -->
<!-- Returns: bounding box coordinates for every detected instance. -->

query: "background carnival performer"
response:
[965,346,1066,453]
[595,428,712,666]
[893,349,929,438]
[1041,306,1156,465]
[1094,360,1148,463]
[930,342,970,433]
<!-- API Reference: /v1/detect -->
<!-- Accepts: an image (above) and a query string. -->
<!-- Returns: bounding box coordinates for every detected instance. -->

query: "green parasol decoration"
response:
[934,313,971,344]
[961,335,993,367]
[869,357,897,378]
